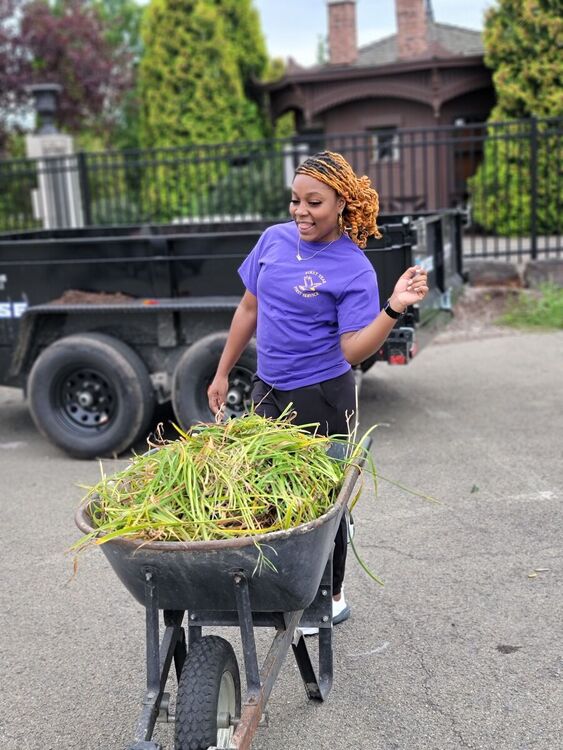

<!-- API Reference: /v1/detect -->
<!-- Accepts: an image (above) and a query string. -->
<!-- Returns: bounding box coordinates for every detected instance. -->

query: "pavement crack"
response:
[419,649,477,749]
[398,614,481,750]
[370,543,424,561]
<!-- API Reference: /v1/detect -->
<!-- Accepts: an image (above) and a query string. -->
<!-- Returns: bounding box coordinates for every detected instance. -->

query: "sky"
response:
[253,0,494,66]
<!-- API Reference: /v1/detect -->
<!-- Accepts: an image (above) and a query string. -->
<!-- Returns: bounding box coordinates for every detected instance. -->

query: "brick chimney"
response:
[327,0,358,65]
[395,0,431,59]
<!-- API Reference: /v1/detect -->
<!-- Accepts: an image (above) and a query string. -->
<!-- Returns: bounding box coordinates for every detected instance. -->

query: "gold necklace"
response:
[296,234,341,261]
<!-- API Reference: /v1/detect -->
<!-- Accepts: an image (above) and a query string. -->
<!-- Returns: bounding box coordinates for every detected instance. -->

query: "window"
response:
[370,127,399,162]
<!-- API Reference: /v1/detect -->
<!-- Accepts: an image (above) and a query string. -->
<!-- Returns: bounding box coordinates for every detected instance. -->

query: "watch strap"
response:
[383,299,403,319]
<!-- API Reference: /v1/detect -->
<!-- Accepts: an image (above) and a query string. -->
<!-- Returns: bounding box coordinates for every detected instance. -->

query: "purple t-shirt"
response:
[238,221,380,390]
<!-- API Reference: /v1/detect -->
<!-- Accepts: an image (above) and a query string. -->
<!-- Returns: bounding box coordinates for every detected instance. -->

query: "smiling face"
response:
[290,174,345,243]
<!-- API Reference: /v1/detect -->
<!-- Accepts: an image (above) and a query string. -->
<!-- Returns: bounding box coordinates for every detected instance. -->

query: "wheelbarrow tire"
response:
[175,635,241,750]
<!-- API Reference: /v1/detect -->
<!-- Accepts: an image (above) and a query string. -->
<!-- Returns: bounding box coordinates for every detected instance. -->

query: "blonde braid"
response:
[295,151,381,248]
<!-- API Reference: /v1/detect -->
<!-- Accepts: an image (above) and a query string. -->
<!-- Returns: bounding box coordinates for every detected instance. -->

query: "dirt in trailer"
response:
[47,289,135,305]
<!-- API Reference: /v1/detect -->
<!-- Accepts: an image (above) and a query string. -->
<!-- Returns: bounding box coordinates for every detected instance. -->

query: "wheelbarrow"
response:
[74,438,372,750]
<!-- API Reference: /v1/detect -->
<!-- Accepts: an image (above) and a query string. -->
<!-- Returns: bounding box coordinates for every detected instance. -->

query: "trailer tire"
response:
[175,635,241,750]
[172,332,256,429]
[27,333,155,459]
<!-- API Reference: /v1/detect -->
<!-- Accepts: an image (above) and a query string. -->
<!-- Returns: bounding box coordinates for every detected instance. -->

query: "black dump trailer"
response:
[0,211,463,458]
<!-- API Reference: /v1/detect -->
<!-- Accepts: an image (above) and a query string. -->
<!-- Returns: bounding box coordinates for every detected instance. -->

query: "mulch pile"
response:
[48,290,134,305]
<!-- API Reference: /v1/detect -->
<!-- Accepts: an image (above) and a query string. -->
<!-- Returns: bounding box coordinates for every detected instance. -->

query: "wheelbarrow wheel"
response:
[175,635,241,750]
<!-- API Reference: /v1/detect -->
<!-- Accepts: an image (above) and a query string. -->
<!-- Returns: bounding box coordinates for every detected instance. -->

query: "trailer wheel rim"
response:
[55,367,117,431]
[216,670,237,747]
[223,365,253,420]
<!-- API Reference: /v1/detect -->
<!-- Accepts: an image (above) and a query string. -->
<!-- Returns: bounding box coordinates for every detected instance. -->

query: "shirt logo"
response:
[294,270,326,298]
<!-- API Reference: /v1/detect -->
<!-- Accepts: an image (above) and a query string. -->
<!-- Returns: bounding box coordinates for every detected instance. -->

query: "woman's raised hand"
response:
[390,265,429,310]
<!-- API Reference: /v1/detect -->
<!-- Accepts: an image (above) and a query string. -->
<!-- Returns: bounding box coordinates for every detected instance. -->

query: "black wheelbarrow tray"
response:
[74,438,371,750]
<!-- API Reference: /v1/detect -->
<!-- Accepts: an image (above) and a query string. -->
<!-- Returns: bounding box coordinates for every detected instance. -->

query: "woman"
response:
[208,150,428,632]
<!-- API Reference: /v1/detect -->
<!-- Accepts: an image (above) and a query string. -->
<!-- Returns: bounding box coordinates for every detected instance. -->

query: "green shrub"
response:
[498,283,563,330]
[468,119,561,236]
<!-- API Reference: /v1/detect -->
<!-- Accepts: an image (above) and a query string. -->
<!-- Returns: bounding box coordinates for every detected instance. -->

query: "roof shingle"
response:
[356,22,484,67]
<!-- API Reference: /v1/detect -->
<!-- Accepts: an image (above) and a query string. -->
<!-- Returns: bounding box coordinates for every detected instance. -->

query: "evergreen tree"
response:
[217,0,268,88]
[139,0,268,150]
[469,0,562,235]
[137,0,277,220]
[483,0,562,120]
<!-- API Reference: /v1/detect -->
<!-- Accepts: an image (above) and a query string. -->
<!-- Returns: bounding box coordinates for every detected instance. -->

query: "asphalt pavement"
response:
[1,329,562,750]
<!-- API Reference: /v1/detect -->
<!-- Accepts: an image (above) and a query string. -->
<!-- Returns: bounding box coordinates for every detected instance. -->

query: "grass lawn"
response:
[498,283,563,330]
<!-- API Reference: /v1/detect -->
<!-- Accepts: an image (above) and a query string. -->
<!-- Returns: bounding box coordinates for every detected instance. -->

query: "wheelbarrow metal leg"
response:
[291,630,332,702]
[233,571,261,696]
[317,626,333,697]
[132,570,185,744]
[145,571,160,694]
[164,609,187,681]
[292,555,334,700]
[317,555,333,698]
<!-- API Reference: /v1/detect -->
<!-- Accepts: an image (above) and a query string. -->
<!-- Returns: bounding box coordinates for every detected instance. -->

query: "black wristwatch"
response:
[382,299,404,319]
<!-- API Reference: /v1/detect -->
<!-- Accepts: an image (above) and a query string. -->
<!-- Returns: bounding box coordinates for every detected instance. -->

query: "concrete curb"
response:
[465,258,563,288]
[524,259,563,289]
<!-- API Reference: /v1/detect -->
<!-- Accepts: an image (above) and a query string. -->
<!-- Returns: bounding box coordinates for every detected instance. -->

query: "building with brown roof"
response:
[264,0,496,212]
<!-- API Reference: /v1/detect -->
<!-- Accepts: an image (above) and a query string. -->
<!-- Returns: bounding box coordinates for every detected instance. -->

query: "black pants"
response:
[251,369,356,596]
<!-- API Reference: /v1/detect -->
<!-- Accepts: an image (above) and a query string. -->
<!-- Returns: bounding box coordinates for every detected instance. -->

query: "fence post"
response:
[76,151,92,226]
[529,117,538,260]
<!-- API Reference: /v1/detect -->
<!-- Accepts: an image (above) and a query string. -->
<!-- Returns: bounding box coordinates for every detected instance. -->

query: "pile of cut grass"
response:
[75,413,367,551]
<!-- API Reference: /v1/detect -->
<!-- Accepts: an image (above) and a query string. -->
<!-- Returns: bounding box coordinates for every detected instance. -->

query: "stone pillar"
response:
[327,0,357,65]
[25,83,84,229]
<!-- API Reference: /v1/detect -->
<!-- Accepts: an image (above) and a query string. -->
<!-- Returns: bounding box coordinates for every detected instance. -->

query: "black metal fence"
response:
[1,116,561,259]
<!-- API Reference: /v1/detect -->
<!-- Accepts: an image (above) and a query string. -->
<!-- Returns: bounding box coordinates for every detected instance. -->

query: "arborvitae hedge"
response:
[139,0,270,149]
[137,0,273,220]
[469,0,562,236]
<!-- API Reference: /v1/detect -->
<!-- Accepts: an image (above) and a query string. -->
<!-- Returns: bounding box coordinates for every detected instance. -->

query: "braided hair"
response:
[294,150,381,249]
